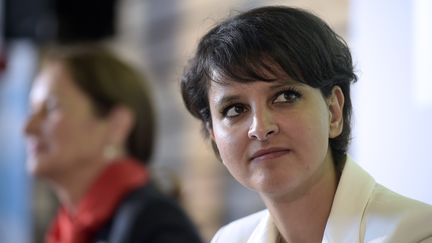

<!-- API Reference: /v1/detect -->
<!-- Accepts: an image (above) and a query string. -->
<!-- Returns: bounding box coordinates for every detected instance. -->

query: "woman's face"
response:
[207,74,344,199]
[24,63,109,180]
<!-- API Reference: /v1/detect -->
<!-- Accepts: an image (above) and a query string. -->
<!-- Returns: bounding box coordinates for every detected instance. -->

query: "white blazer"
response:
[211,158,432,243]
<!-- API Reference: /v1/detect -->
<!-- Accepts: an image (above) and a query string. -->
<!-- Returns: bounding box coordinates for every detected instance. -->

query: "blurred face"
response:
[207,75,344,199]
[24,62,109,180]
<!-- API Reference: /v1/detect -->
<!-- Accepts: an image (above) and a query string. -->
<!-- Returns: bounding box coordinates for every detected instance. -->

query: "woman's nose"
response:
[247,109,279,141]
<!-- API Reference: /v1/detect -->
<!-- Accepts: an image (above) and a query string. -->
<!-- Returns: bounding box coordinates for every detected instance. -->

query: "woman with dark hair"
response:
[24,45,202,243]
[181,6,432,243]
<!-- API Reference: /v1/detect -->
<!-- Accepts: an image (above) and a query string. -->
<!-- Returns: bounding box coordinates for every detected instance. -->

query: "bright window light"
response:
[413,0,432,107]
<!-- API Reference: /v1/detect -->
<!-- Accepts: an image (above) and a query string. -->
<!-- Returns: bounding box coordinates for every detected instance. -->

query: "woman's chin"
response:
[27,156,51,178]
[251,175,303,200]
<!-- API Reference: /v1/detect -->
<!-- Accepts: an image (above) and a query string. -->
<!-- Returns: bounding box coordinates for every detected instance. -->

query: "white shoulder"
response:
[211,210,268,243]
[364,184,432,242]
[368,183,432,220]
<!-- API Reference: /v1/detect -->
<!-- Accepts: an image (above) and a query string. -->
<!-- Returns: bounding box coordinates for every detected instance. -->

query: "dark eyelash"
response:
[220,103,244,117]
[275,87,302,99]
[220,103,236,116]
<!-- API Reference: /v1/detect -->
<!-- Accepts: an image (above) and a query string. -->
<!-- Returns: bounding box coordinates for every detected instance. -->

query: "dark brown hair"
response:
[181,6,357,167]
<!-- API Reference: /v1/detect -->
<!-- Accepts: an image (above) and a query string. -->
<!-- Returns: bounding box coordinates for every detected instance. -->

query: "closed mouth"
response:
[250,148,291,162]
[27,141,45,154]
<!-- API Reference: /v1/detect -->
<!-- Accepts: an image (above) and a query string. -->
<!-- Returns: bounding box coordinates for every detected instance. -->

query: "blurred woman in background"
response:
[24,44,202,243]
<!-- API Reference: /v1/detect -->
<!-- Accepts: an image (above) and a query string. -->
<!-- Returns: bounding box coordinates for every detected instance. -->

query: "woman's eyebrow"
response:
[213,81,304,107]
[214,95,240,108]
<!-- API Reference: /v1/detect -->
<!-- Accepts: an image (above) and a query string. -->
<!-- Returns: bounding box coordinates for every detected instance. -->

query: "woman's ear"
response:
[328,86,344,138]
[107,105,135,146]
[206,121,215,141]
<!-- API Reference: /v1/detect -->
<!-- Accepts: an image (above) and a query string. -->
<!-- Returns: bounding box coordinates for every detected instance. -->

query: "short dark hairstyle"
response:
[181,6,357,167]
[41,44,156,164]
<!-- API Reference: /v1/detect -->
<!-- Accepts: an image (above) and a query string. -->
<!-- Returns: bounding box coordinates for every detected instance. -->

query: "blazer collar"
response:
[323,157,376,242]
[246,157,376,243]
[247,210,278,243]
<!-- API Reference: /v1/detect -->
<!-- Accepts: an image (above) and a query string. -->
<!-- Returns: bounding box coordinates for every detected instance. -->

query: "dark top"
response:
[94,183,203,243]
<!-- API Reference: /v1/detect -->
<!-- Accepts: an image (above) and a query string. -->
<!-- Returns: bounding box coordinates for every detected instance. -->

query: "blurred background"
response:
[0,0,430,242]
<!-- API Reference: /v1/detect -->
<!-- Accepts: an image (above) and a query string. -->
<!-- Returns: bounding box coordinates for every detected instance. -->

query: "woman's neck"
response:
[261,156,340,243]
[49,157,110,214]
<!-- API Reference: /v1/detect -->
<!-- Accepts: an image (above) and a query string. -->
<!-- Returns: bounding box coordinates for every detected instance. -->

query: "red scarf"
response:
[46,158,149,243]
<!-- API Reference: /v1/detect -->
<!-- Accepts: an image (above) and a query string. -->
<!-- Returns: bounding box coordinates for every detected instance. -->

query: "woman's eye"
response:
[274,90,301,104]
[223,105,246,118]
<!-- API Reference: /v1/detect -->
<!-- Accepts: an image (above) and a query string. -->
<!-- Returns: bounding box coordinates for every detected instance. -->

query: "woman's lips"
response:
[27,141,46,154]
[250,148,291,162]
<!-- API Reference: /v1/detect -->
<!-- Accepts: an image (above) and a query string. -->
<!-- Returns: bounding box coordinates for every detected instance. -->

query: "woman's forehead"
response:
[209,71,300,87]
[208,58,300,85]
[208,79,307,98]
[31,63,78,100]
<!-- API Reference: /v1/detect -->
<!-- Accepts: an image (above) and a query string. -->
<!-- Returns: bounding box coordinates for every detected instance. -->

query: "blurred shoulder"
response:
[109,183,203,243]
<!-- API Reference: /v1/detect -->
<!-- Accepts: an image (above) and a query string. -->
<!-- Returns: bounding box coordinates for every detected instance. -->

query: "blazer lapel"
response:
[323,157,376,243]
[247,210,279,243]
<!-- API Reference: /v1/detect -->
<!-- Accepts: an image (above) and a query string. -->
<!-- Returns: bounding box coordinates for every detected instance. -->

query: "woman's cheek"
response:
[214,125,242,162]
